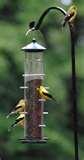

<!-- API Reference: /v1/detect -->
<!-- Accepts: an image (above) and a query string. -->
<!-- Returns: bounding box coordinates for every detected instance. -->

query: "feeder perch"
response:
[20,38,48,143]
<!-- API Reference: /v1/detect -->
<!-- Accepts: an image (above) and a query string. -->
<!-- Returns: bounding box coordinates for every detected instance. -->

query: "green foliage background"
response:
[0,0,84,159]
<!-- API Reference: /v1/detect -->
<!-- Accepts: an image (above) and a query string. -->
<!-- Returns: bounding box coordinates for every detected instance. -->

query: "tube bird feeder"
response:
[21,38,47,143]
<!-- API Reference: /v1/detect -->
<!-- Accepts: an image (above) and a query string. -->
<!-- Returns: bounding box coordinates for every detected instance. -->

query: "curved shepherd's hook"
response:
[26,6,79,160]
[35,6,66,29]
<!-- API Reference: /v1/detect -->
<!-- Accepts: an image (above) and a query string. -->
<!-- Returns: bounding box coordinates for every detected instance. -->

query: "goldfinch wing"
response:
[43,92,53,99]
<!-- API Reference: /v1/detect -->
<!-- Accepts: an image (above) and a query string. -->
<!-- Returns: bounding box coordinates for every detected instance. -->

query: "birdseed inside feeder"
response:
[21,38,48,143]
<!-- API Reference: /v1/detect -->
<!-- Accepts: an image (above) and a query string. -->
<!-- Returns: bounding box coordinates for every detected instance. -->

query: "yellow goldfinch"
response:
[8,113,25,131]
[6,99,27,118]
[37,85,56,101]
[62,5,77,26]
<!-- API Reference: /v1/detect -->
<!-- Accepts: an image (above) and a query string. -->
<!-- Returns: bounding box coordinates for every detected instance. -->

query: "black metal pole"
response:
[69,24,79,160]
[27,6,79,159]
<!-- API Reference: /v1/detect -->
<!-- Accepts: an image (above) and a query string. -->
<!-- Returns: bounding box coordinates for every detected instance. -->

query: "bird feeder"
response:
[21,38,48,143]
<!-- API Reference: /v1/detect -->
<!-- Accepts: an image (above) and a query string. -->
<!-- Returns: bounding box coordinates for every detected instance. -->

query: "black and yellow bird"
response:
[37,85,56,101]
[62,5,77,27]
[6,99,27,118]
[8,113,25,131]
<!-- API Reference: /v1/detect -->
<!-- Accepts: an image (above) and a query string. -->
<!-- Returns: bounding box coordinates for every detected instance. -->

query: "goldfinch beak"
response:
[36,88,39,91]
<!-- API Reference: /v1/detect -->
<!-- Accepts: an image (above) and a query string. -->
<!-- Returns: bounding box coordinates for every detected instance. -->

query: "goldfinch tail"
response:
[8,121,18,132]
[6,112,14,118]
